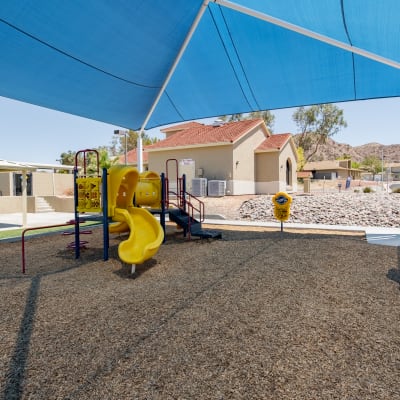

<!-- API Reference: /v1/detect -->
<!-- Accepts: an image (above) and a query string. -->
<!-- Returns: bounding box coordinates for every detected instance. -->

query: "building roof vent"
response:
[212,119,225,127]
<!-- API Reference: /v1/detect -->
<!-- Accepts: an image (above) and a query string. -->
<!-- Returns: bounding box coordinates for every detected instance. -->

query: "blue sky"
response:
[1,95,400,164]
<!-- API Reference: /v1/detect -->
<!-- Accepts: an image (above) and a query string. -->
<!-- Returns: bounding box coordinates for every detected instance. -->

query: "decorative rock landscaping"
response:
[239,192,400,227]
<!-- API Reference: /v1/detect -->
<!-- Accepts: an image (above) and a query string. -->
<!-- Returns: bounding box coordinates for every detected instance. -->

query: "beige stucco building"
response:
[138,119,298,195]
[0,161,74,213]
[304,160,362,180]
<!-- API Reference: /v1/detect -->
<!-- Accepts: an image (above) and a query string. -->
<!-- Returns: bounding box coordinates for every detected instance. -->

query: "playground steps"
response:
[168,209,222,239]
[35,196,55,213]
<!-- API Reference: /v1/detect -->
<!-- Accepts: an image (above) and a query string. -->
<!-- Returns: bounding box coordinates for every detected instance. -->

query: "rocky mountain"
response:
[353,142,400,163]
[293,134,400,163]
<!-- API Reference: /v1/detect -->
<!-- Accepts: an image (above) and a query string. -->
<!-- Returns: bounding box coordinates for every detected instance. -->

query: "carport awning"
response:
[0,160,36,172]
[1,1,400,130]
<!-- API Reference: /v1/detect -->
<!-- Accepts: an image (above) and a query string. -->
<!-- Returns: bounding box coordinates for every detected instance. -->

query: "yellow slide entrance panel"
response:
[76,177,102,213]
[135,171,161,208]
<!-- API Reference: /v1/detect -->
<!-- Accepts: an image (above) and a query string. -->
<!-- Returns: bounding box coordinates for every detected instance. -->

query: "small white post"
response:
[137,132,143,173]
[21,171,27,227]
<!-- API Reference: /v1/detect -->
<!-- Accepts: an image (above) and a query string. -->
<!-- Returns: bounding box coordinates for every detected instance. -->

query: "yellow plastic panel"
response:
[76,177,101,212]
[135,171,161,208]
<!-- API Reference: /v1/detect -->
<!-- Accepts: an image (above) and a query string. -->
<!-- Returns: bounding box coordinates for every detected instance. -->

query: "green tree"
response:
[361,155,382,180]
[110,129,158,156]
[219,110,275,131]
[293,104,347,162]
[59,147,117,174]
[57,130,160,171]
[58,150,76,166]
[296,147,306,171]
[248,110,275,132]
[85,146,117,173]
[98,147,118,169]
[224,113,244,122]
[336,153,351,160]
[84,151,99,175]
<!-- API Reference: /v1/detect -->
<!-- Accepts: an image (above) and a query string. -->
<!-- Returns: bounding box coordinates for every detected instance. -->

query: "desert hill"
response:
[293,134,400,163]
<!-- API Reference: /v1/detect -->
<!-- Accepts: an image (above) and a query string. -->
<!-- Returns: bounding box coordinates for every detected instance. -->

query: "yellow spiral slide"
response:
[107,165,164,265]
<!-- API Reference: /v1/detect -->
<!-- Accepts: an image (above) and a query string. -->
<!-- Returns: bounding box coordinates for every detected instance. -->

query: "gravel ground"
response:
[1,221,400,399]
[201,192,400,228]
[239,192,400,227]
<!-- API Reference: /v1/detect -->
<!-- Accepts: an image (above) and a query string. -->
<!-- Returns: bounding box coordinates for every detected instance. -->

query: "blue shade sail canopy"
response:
[1,0,400,130]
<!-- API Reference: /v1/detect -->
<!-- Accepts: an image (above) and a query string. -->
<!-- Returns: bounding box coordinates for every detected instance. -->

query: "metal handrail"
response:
[184,191,205,223]
[21,222,75,273]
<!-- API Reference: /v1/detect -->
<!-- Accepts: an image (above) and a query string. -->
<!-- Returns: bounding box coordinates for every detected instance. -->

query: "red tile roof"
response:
[160,121,204,133]
[147,119,267,150]
[118,148,148,164]
[297,171,313,178]
[255,133,291,152]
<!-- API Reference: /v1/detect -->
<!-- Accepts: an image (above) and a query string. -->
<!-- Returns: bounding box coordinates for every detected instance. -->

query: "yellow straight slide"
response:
[112,206,164,265]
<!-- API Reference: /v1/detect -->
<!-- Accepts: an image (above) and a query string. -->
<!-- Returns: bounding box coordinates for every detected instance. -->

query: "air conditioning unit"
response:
[191,178,207,197]
[208,180,226,197]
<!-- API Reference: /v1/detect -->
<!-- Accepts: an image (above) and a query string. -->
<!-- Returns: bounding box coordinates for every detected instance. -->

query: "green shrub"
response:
[363,187,372,193]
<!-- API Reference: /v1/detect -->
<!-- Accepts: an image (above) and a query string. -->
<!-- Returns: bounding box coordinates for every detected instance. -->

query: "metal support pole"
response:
[381,148,384,190]
[137,132,143,172]
[21,170,27,227]
[102,168,109,261]
[124,132,127,165]
[160,172,166,242]
[73,168,80,259]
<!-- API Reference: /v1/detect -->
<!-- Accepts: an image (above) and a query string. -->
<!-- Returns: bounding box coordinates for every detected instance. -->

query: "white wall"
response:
[0,172,13,196]
[227,180,256,195]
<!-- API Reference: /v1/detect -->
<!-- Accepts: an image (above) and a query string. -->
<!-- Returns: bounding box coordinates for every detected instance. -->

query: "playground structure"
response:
[21,152,221,273]
[71,152,220,273]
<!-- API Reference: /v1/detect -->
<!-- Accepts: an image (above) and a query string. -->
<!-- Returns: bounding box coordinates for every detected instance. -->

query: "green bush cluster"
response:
[363,187,372,193]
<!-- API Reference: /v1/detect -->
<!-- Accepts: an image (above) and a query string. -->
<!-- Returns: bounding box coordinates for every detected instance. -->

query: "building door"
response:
[14,173,32,196]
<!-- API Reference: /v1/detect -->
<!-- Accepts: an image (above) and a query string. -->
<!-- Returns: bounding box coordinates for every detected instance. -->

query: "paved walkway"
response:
[0,212,76,231]
[1,211,399,246]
